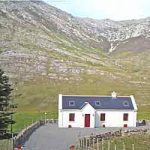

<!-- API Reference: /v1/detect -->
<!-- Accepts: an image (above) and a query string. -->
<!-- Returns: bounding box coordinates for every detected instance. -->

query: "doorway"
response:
[84,114,90,127]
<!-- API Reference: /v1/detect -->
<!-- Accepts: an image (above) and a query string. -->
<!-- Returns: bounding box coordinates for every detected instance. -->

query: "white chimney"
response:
[112,91,117,98]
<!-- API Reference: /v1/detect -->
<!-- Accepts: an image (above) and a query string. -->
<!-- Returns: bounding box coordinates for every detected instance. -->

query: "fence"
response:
[77,130,122,150]
[76,127,150,150]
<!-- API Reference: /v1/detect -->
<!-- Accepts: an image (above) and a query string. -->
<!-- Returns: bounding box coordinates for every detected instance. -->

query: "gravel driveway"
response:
[23,123,119,150]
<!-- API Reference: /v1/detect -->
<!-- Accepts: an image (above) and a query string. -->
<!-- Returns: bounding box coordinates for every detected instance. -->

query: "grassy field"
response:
[78,134,150,150]
[0,140,11,150]
[100,134,150,150]
[12,111,57,133]
[14,75,150,111]
[14,72,150,103]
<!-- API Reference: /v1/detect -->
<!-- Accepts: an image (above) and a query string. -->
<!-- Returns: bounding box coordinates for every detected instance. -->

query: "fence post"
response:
[84,138,86,149]
[11,133,14,150]
[102,139,104,150]
[80,138,82,148]
[88,138,90,149]
[81,139,83,149]
[80,139,82,149]
[108,141,110,150]
[93,137,95,148]
[114,144,117,150]
[96,138,99,150]
[79,139,81,148]
[85,137,88,150]
[132,144,135,150]
[123,142,125,150]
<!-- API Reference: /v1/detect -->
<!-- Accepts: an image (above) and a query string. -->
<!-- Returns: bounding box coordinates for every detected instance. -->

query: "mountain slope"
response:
[77,17,150,52]
[0,0,150,113]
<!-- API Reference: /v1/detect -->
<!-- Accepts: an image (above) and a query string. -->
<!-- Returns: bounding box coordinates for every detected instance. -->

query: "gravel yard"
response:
[23,123,120,150]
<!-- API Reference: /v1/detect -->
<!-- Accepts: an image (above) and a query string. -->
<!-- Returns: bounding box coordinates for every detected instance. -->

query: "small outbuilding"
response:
[58,92,137,128]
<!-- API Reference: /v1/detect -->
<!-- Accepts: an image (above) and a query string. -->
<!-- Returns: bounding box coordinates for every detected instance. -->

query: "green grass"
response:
[0,140,11,150]
[102,134,150,150]
[78,134,150,150]
[13,70,150,112]
[12,111,57,133]
[138,112,150,120]
[138,105,150,120]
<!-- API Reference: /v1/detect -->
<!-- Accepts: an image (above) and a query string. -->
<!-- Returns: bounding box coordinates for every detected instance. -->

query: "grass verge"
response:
[12,111,57,133]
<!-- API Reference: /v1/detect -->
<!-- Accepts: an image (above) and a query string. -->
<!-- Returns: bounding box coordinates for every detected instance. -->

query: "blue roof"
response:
[62,96,134,110]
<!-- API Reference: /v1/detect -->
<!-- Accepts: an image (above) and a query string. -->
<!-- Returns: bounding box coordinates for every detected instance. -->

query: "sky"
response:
[43,0,150,21]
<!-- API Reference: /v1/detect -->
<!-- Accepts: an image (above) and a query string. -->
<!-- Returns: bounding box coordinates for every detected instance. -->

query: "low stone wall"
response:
[78,130,122,149]
[14,119,58,148]
[122,126,150,136]
[14,121,42,148]
[77,126,150,149]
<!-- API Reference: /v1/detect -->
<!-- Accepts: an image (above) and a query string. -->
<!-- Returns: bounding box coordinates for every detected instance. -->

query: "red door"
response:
[85,114,90,127]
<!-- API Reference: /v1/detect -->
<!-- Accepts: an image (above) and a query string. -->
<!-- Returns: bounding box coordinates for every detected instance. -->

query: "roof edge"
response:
[80,102,95,110]
[61,94,131,97]
[61,108,134,111]
[130,95,138,111]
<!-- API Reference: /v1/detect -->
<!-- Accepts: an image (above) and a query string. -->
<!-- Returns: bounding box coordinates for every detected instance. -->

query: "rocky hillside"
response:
[0,0,150,79]
[0,0,109,80]
[0,0,149,111]
[78,17,150,52]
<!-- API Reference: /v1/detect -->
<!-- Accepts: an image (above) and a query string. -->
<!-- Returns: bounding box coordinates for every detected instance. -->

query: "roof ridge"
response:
[62,95,130,97]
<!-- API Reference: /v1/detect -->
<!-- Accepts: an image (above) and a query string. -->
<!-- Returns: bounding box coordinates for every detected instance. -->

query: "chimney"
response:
[111,91,117,98]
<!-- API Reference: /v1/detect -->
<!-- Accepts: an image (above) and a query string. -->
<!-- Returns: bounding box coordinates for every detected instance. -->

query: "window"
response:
[123,113,128,121]
[95,101,101,106]
[69,101,75,106]
[123,101,129,107]
[124,124,128,128]
[100,113,105,121]
[69,113,75,121]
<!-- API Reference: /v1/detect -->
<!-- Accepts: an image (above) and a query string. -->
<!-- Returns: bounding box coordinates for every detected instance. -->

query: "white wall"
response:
[59,103,96,128]
[96,110,137,127]
[59,109,137,128]
[60,110,83,128]
[58,94,62,127]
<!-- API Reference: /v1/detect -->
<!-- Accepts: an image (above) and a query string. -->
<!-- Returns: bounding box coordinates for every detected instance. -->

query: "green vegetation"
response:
[79,134,150,150]
[77,134,150,150]
[107,134,150,150]
[12,111,57,133]
[0,139,11,150]
[0,69,15,138]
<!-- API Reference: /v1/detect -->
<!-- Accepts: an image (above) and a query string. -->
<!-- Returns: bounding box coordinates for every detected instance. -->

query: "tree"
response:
[0,68,15,139]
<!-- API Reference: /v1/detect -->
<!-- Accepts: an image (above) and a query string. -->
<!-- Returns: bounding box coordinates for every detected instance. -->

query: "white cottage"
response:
[58,92,138,128]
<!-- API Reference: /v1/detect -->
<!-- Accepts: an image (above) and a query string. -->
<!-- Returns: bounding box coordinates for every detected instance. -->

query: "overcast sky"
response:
[43,0,150,21]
